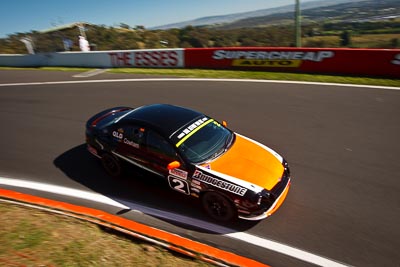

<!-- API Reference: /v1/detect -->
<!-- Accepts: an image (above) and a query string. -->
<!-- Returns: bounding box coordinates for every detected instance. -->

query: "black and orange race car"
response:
[85,104,291,221]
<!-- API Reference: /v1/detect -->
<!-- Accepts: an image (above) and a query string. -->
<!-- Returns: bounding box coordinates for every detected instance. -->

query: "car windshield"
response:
[176,120,234,164]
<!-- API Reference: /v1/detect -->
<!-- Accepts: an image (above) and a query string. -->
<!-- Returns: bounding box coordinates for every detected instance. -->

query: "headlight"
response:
[258,190,271,205]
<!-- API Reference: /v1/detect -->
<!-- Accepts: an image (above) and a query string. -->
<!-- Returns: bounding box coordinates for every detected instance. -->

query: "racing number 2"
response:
[168,176,190,195]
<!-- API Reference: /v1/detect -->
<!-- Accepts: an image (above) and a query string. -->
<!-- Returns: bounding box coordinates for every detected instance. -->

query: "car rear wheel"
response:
[101,153,122,177]
[201,192,237,221]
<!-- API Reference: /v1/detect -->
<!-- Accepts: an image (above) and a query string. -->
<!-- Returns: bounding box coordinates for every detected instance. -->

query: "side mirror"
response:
[167,161,181,170]
[222,120,228,127]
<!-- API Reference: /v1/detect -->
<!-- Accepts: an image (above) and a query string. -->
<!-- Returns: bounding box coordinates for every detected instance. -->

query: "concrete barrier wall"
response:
[0,54,42,67]
[1,47,399,78]
[0,49,184,68]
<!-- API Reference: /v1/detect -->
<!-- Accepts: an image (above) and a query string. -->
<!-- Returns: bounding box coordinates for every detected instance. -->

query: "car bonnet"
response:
[201,133,284,191]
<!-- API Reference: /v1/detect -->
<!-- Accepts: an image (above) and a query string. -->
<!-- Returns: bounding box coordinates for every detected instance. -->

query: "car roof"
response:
[120,104,205,138]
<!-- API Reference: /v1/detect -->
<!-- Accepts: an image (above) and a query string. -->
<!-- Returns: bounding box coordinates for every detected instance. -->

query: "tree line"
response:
[0,20,398,54]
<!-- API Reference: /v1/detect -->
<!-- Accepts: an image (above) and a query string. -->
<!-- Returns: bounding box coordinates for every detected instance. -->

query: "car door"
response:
[144,129,180,175]
[112,124,149,169]
[144,129,191,195]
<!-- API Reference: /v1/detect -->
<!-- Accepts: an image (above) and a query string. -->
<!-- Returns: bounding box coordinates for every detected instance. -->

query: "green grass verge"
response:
[109,68,400,87]
[0,202,213,267]
[1,66,399,87]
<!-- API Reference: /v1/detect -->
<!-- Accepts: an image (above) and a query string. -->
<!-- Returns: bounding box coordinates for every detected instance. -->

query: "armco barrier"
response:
[0,47,399,78]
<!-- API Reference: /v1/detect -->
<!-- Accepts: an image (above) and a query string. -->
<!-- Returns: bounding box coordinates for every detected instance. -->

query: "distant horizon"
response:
[0,0,347,38]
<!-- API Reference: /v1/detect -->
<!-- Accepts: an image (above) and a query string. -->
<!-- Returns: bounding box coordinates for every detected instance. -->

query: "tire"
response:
[201,192,237,222]
[101,153,122,178]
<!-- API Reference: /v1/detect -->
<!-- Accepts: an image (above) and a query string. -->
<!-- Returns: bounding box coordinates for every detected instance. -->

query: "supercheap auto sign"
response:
[212,49,334,67]
[184,47,400,77]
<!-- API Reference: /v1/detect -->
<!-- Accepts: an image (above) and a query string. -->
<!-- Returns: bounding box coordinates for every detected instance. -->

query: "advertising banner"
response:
[108,49,184,68]
[0,49,184,68]
[1,47,399,77]
[184,47,400,78]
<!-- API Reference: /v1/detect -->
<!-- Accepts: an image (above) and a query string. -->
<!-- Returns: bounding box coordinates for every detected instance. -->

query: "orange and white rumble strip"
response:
[0,188,269,267]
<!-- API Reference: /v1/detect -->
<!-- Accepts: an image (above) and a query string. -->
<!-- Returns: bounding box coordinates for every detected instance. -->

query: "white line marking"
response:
[0,76,365,266]
[114,197,350,267]
[0,177,129,210]
[226,232,350,267]
[72,68,109,78]
[0,77,398,91]
[0,176,349,266]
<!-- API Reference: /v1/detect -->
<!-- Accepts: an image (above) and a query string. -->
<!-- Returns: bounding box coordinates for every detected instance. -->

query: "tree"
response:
[340,30,352,47]
[134,25,146,31]
[119,23,131,30]
[391,38,399,48]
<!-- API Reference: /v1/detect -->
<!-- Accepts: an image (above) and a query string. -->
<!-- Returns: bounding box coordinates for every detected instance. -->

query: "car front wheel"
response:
[201,192,237,221]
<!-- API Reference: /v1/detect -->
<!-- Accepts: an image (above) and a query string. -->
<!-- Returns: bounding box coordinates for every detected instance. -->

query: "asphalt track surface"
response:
[0,70,399,266]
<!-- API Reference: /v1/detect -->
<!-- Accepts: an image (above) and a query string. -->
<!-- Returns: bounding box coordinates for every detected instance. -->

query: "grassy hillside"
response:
[0,0,398,53]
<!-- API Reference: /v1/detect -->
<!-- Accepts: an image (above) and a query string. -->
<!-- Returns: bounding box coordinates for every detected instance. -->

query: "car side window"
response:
[113,125,144,148]
[146,130,178,160]
[128,126,145,144]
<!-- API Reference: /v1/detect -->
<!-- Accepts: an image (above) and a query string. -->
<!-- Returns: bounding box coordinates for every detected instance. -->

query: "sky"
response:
[1,0,322,38]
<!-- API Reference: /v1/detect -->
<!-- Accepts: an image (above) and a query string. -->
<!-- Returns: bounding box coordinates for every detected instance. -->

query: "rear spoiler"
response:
[86,107,133,128]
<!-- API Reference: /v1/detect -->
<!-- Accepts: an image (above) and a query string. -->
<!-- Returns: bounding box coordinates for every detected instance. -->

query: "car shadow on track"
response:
[54,144,261,232]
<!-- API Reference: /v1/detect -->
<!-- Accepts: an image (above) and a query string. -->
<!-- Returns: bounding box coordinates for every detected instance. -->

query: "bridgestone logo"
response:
[192,170,247,196]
